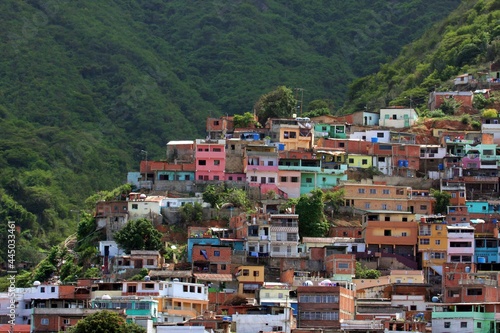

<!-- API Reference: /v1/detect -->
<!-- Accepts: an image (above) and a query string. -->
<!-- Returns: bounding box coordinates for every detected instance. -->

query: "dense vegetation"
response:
[0,0,462,267]
[344,0,500,113]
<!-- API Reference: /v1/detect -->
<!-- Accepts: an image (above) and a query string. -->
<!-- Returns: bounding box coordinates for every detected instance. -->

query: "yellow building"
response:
[346,154,373,169]
[418,215,448,278]
[235,265,265,298]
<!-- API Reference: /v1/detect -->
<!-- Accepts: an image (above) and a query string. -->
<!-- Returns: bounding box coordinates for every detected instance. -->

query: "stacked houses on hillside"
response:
[5,98,500,332]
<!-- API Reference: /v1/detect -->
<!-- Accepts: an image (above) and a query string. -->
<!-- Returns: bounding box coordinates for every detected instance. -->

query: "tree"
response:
[324,189,345,216]
[482,108,498,118]
[430,189,451,215]
[69,310,146,333]
[355,262,381,279]
[253,86,297,125]
[294,189,329,238]
[179,202,203,225]
[307,99,335,113]
[233,112,257,128]
[114,218,164,254]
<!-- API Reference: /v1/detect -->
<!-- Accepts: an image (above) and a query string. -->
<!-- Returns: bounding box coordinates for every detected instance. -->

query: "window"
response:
[214,251,220,257]
[214,160,220,165]
[228,176,233,181]
[383,189,390,194]
[268,177,275,183]
[396,204,403,211]
[253,271,259,277]
[220,264,226,270]
[444,322,451,328]
[348,158,354,163]
[384,230,391,236]
[51,287,55,293]
[198,160,206,165]
[128,285,137,293]
[401,232,407,237]
[362,159,368,165]
[338,263,349,269]
[272,327,283,331]
[146,259,154,265]
[243,269,249,276]
[420,205,427,210]
[460,322,467,328]
[339,142,345,148]
[291,177,299,183]
[305,178,312,183]
[260,177,266,184]
[41,318,49,325]
[267,161,274,166]
[213,148,222,152]
[369,189,376,194]
[358,188,365,194]
[377,132,384,138]
[381,204,387,210]
[467,288,482,296]
[365,203,370,209]
[40,287,45,293]
[213,176,219,180]
[378,157,385,162]
[63,319,70,325]
[250,176,257,182]
[237,177,242,181]
[280,176,287,182]
[420,239,430,245]
[436,225,442,230]
[477,322,482,328]
[143,283,154,289]
[435,240,440,245]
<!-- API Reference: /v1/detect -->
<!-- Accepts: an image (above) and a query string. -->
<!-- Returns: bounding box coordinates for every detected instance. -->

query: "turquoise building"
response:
[91,297,159,323]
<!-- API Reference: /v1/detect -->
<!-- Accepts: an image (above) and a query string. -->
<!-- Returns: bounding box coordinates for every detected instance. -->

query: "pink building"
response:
[244,145,280,196]
[195,139,226,181]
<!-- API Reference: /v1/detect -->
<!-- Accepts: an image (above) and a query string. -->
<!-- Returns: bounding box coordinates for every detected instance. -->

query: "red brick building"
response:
[296,285,355,330]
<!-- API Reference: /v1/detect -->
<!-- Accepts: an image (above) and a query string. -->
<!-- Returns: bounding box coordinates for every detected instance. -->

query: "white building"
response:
[232,306,294,333]
[379,108,418,128]
[269,214,300,258]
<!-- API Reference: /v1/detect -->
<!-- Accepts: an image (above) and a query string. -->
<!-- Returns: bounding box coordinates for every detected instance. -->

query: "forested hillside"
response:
[344,0,500,113]
[0,0,461,264]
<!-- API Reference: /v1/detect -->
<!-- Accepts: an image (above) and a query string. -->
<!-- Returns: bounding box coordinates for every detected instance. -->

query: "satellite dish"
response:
[303,280,313,286]
[33,281,41,286]
[102,294,112,300]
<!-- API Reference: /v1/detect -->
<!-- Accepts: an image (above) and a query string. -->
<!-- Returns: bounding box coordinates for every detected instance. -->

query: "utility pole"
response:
[141,150,148,182]
[295,88,305,116]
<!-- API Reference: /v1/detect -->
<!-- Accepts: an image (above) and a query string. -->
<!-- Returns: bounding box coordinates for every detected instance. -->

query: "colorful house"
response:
[235,265,265,298]
[418,214,448,278]
[91,296,159,323]
[195,139,226,182]
[245,144,280,196]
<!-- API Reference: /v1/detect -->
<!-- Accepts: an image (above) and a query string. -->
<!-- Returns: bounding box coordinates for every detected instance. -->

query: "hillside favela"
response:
[3,1,500,333]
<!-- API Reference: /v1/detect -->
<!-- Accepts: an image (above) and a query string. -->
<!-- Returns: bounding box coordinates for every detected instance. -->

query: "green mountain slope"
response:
[0,0,461,264]
[344,0,500,112]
